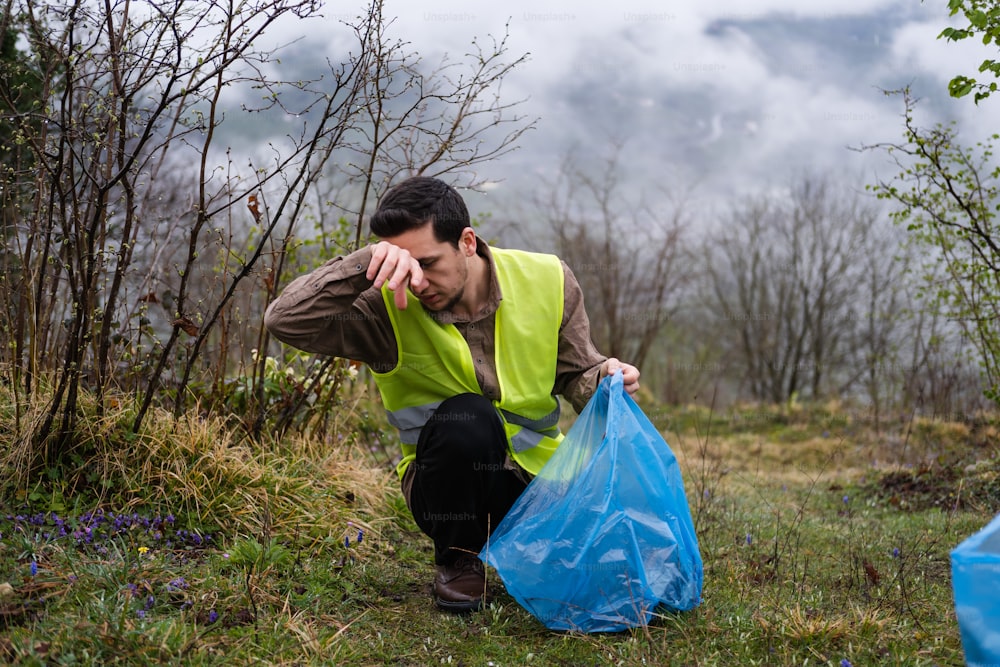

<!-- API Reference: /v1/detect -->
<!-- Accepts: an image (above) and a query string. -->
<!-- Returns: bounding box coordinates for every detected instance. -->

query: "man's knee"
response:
[420,393,505,460]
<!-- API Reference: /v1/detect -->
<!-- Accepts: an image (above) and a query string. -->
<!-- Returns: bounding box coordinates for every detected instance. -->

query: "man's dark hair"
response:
[370,176,470,246]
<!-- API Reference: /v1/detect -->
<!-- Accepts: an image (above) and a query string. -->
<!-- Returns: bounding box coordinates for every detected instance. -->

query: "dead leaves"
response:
[248,194,261,222]
[172,317,199,337]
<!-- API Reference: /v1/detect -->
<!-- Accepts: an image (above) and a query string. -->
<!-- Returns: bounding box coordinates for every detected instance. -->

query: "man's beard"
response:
[436,286,464,312]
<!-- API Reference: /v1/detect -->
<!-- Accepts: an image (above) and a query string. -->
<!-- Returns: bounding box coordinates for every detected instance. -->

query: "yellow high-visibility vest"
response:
[373,247,565,480]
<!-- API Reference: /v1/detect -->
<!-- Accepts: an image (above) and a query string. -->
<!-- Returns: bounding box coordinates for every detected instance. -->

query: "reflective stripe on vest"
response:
[385,402,443,444]
[388,401,561,448]
[499,404,561,433]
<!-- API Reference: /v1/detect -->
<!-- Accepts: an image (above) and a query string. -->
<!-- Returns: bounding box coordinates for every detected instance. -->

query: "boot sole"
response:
[434,595,483,613]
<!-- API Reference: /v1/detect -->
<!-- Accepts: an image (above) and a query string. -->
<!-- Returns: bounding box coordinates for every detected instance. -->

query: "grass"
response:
[1,384,998,666]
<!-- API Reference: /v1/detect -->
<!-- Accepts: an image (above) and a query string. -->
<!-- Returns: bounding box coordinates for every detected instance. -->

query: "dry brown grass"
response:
[664,405,999,503]
[0,386,394,543]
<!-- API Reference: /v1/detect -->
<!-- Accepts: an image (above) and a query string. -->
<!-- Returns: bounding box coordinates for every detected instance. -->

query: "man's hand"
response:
[367,241,428,310]
[600,357,641,396]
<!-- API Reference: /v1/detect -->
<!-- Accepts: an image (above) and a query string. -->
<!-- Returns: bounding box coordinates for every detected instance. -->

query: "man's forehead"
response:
[383,226,449,260]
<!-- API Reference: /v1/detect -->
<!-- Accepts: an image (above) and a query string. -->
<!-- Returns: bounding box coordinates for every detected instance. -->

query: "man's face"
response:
[384,223,475,312]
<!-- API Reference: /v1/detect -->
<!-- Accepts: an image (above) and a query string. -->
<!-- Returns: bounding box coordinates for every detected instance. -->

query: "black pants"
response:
[407,393,529,566]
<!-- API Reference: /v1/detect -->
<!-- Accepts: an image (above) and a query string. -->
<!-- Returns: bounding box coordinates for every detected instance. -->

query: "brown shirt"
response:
[263,238,606,413]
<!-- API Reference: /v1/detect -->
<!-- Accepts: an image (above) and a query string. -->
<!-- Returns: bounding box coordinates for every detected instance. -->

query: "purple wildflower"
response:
[745,534,752,546]
[30,560,37,577]
[841,660,852,667]
[357,529,364,544]
[208,610,219,623]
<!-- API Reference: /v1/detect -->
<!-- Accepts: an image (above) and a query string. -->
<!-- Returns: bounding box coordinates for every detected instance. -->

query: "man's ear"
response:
[460,227,477,256]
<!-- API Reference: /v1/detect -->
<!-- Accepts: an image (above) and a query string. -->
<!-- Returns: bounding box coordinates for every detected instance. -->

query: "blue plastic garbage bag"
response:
[951,511,1000,666]
[480,372,703,633]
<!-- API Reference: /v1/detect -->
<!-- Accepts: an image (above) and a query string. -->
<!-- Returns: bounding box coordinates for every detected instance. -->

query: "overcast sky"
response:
[264,0,998,220]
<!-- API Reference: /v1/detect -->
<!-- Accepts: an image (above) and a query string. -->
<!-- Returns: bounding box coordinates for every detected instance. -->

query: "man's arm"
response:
[553,262,608,413]
[264,246,396,369]
[553,262,641,412]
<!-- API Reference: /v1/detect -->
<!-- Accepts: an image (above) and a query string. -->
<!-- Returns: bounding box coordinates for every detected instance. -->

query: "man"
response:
[264,176,640,612]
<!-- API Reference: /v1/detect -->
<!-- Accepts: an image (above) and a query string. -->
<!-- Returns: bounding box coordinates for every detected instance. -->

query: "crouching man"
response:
[264,176,639,612]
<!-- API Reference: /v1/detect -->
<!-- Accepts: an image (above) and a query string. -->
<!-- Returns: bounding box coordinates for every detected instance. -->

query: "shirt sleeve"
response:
[263,246,398,372]
[553,261,607,413]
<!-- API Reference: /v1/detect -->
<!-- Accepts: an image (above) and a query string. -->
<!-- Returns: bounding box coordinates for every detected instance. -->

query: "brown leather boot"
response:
[433,555,486,612]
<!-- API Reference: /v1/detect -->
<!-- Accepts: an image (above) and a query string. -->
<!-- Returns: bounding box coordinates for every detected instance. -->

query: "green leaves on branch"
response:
[940,0,1000,102]
[864,90,1000,406]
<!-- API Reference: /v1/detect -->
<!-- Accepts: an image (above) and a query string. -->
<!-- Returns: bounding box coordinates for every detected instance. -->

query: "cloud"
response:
[247,0,999,212]
[689,0,903,21]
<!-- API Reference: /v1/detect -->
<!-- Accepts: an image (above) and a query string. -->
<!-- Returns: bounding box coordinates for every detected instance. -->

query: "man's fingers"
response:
[367,243,395,287]
[367,242,425,309]
[409,265,427,291]
[369,243,411,289]
[603,358,641,395]
[394,279,410,310]
[366,242,389,282]
[624,365,641,395]
[389,257,424,292]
